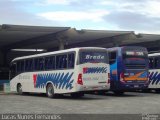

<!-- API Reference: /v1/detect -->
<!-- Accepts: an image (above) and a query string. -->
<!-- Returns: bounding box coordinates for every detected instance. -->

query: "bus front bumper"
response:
[111,83,148,91]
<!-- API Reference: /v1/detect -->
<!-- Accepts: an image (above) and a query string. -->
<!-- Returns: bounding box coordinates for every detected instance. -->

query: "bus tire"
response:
[113,91,124,95]
[46,84,55,98]
[17,83,23,95]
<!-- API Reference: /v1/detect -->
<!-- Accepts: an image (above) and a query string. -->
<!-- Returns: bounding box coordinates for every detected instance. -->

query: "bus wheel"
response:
[113,91,124,95]
[46,84,55,98]
[71,93,84,98]
[17,83,23,95]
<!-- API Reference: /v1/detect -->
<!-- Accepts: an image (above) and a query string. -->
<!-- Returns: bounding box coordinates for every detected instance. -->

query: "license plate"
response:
[92,86,99,90]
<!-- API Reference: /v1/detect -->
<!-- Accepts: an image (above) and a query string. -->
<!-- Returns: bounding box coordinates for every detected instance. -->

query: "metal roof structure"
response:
[0,24,136,51]
[0,24,160,66]
[0,24,70,51]
[125,34,160,52]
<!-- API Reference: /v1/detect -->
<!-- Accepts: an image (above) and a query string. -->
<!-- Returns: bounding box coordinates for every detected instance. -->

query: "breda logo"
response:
[85,55,104,59]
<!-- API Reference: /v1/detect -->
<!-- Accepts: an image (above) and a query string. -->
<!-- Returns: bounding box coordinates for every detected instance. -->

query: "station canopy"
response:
[0,24,160,53]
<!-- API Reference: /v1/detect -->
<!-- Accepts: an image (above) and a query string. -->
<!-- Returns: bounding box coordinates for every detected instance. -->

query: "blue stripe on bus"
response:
[83,67,108,74]
[149,72,160,85]
[139,71,148,78]
[35,72,74,90]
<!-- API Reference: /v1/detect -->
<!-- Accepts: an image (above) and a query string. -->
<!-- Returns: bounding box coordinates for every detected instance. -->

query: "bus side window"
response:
[25,59,33,71]
[155,56,160,69]
[149,57,154,69]
[21,60,24,72]
[17,60,24,73]
[45,56,55,70]
[56,55,67,69]
[108,51,117,64]
[25,60,29,71]
[10,62,17,78]
[17,61,21,73]
[34,58,44,71]
[68,53,75,68]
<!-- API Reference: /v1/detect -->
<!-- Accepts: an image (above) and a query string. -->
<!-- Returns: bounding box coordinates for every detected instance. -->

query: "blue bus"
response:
[107,46,149,95]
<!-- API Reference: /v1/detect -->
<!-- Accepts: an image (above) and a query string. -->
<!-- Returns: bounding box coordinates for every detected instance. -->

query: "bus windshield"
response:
[79,50,108,64]
[122,47,148,69]
[123,52,146,64]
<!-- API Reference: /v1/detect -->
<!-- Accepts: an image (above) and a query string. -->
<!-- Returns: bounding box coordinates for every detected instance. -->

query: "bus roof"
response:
[149,53,160,57]
[107,47,122,51]
[107,46,147,51]
[11,47,107,62]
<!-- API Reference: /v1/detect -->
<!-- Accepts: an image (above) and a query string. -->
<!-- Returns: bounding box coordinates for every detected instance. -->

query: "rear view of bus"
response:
[108,46,149,94]
[76,48,110,94]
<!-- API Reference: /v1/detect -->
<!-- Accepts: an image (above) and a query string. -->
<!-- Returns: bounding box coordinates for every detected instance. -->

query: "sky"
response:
[0,0,160,34]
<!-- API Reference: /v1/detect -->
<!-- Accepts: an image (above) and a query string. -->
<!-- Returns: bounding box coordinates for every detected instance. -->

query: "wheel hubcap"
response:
[18,85,22,93]
[48,87,53,96]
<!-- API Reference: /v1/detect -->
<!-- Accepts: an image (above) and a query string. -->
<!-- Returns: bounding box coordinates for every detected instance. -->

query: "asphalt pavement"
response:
[0,92,160,114]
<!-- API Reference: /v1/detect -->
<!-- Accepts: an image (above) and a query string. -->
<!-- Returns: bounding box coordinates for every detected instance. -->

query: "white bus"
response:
[148,53,160,93]
[10,47,110,98]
